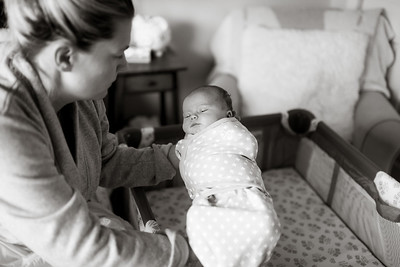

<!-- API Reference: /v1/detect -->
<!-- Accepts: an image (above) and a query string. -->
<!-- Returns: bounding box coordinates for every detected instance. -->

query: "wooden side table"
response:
[106,51,187,132]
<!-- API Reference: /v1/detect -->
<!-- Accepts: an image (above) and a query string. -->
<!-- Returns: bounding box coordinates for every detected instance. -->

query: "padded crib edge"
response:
[118,113,300,171]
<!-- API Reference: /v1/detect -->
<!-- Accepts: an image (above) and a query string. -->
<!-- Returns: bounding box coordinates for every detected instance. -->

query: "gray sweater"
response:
[0,47,187,266]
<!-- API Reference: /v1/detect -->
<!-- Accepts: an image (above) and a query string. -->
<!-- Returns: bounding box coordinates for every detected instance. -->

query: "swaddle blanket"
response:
[176,118,266,198]
[176,118,281,267]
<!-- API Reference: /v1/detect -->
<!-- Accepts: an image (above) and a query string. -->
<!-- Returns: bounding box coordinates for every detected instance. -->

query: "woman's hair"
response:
[196,85,237,118]
[3,0,134,55]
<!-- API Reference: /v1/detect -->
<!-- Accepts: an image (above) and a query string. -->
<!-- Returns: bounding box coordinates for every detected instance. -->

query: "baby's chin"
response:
[185,133,195,140]
[185,129,202,138]
[185,125,204,136]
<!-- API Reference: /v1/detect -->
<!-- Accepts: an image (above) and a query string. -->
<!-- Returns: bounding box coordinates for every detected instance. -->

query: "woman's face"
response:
[60,19,131,102]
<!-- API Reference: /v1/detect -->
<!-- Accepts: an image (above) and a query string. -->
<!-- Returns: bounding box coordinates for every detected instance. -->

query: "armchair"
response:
[207,6,400,179]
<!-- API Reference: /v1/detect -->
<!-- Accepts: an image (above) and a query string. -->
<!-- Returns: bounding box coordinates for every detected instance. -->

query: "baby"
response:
[175,85,281,267]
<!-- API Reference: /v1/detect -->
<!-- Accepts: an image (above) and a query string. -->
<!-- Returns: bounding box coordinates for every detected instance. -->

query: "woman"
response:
[0,0,188,266]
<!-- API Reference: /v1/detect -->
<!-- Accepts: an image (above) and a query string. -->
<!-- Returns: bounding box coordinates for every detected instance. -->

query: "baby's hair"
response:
[4,0,134,56]
[194,85,237,118]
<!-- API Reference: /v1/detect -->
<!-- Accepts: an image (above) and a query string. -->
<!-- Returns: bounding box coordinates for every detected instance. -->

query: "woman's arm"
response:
[96,100,177,188]
[0,99,187,267]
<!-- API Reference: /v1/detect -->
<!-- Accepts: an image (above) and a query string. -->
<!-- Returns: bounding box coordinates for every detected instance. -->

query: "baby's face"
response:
[182,90,228,136]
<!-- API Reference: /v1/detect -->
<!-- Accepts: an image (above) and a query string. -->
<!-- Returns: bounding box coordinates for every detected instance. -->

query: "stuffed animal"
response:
[130,14,171,57]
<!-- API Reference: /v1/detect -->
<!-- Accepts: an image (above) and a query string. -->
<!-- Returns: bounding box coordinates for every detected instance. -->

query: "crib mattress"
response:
[146,167,383,267]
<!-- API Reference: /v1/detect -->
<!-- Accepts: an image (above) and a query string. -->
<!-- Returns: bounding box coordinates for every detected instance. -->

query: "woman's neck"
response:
[33,49,70,112]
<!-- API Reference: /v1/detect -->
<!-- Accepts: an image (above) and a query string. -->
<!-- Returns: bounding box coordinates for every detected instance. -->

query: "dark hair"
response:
[195,85,237,118]
[0,1,6,28]
[4,0,134,55]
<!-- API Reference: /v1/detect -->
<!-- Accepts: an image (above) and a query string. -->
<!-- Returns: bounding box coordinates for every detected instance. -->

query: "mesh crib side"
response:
[295,121,400,267]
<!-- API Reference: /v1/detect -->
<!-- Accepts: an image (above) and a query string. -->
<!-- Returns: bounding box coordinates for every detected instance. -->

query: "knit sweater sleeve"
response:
[94,100,176,188]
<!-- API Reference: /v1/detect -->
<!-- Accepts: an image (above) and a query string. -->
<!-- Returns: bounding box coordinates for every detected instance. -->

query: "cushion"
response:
[238,26,368,140]
[210,6,393,96]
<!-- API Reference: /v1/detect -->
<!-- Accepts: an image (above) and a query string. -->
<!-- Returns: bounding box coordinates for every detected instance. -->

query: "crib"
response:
[117,109,400,267]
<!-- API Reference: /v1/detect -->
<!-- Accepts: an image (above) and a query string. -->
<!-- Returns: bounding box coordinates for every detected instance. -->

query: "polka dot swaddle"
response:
[176,118,281,267]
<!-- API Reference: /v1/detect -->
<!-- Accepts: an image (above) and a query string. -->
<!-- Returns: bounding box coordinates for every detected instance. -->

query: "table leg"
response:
[172,72,180,123]
[160,91,167,125]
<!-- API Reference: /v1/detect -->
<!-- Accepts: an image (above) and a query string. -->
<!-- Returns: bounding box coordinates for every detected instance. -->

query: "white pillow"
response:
[238,26,369,140]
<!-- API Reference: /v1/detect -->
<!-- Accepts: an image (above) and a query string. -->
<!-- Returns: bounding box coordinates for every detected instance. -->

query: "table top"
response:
[119,50,187,76]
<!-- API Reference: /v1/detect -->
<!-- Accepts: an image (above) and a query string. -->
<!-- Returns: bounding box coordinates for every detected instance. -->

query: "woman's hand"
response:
[167,144,180,170]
